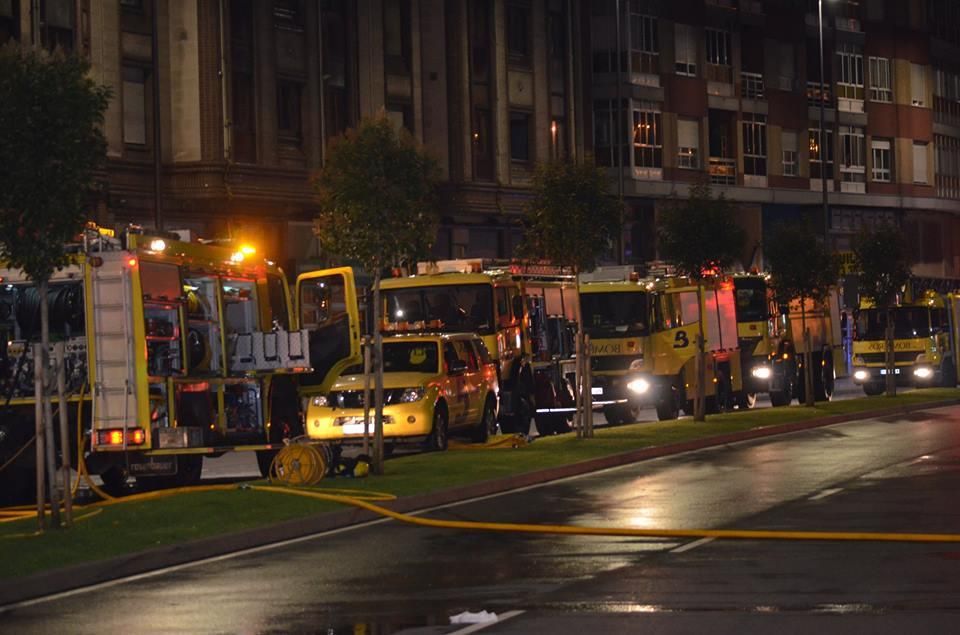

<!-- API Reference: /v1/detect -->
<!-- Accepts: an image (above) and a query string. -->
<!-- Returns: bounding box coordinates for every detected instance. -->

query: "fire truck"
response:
[851,288,959,395]
[734,274,846,406]
[376,259,578,434]
[0,226,359,504]
[582,269,743,421]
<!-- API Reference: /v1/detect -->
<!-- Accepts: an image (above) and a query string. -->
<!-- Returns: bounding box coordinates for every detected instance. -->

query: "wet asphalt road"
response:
[5,400,960,633]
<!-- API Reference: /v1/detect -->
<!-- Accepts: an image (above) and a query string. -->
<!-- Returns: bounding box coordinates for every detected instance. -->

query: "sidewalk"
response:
[2,397,958,607]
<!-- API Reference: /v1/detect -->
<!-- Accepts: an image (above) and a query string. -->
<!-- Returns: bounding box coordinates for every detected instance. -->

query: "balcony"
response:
[806,81,833,108]
[741,72,764,100]
[709,157,736,185]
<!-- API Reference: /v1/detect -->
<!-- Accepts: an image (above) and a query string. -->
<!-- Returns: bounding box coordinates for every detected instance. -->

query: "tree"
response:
[853,224,912,397]
[521,158,621,438]
[658,182,745,421]
[313,115,440,472]
[764,220,841,406]
[0,45,110,529]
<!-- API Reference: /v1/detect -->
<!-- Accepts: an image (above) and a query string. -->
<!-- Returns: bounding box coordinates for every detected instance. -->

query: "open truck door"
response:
[295,267,362,395]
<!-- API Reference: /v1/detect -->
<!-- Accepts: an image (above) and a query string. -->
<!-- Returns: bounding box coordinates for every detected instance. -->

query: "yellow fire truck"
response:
[734,274,846,406]
[0,227,359,504]
[851,288,959,395]
[582,269,743,421]
[376,259,577,434]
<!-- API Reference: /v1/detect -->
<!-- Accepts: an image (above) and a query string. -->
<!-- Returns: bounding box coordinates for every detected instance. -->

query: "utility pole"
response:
[152,0,163,231]
[818,0,829,246]
[615,0,625,264]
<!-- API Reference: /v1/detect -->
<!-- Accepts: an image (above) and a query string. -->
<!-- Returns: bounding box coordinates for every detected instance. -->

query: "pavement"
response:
[3,397,960,607]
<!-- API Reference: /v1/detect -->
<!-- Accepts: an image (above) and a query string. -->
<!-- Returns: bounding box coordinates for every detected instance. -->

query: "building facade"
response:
[586,0,960,281]
[3,1,960,282]
[2,0,582,273]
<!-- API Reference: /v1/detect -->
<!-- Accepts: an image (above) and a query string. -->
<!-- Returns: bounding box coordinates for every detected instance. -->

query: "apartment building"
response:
[587,0,960,280]
[2,0,582,272]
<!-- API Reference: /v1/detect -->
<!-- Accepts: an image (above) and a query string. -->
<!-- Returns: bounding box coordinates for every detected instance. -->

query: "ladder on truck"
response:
[89,253,138,443]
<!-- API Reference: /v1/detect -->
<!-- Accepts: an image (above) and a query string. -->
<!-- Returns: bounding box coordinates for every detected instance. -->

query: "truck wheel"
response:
[769,372,793,407]
[472,398,498,443]
[941,359,957,388]
[656,376,684,421]
[602,404,623,425]
[423,406,449,452]
[98,465,131,497]
[863,382,884,396]
[737,392,757,410]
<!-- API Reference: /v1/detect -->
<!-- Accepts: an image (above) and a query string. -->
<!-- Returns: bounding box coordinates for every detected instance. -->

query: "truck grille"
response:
[327,389,407,408]
[591,355,639,372]
[859,352,921,364]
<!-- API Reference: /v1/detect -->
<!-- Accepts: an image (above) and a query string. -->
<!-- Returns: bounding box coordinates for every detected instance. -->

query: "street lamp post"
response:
[818,0,829,245]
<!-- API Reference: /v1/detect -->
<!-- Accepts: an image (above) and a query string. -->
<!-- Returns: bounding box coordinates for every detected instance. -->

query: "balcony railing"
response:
[709,157,736,185]
[806,81,832,107]
[741,72,764,100]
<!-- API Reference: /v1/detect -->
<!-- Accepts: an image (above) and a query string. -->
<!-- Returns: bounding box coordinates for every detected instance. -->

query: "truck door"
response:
[296,268,361,393]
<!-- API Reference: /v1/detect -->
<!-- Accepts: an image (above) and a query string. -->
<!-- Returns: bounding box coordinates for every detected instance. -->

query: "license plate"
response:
[879,368,901,375]
[591,387,603,396]
[342,421,370,435]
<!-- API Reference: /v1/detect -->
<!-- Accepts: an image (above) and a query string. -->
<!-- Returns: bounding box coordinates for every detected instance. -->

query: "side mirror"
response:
[448,359,468,375]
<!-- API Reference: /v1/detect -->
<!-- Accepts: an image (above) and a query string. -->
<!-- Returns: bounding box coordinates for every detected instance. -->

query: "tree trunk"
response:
[39,279,61,527]
[362,335,372,457]
[801,299,814,407]
[584,333,593,438]
[885,307,897,396]
[694,285,706,422]
[33,344,45,532]
[372,271,385,474]
[573,270,585,438]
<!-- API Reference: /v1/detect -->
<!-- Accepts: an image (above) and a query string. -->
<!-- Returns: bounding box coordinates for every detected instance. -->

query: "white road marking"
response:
[809,487,843,501]
[670,537,715,553]
[449,610,525,634]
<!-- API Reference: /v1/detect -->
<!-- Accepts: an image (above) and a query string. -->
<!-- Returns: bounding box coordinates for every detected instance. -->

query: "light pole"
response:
[818,0,829,246]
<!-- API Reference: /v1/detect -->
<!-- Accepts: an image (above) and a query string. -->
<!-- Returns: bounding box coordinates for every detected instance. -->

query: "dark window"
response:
[383,0,411,74]
[470,0,492,79]
[230,0,256,163]
[266,274,290,331]
[0,0,19,45]
[277,80,303,146]
[581,292,650,337]
[509,112,531,163]
[386,103,413,134]
[122,65,149,146]
[273,0,304,32]
[506,3,530,65]
[472,108,494,180]
[41,0,74,52]
[322,0,353,138]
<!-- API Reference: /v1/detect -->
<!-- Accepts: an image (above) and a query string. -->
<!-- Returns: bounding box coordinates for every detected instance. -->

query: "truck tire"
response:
[769,372,793,406]
[941,359,957,388]
[656,375,684,421]
[863,382,884,396]
[736,392,757,410]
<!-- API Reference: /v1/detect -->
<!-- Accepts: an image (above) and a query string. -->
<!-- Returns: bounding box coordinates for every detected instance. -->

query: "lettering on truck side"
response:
[862,340,928,352]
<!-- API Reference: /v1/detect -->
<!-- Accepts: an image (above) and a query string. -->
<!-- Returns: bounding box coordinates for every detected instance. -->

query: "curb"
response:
[3,398,959,607]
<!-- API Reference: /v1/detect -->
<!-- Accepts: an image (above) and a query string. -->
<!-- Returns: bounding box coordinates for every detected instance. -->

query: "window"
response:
[629,11,658,74]
[277,80,303,146]
[913,142,928,184]
[837,43,864,101]
[383,0,411,74]
[593,99,626,167]
[911,63,926,106]
[230,0,256,162]
[934,69,960,125]
[677,119,699,169]
[322,0,352,139]
[122,66,148,146]
[871,138,891,182]
[550,118,566,161]
[742,113,766,176]
[510,111,531,163]
[386,103,413,134]
[674,24,696,76]
[0,0,18,46]
[705,29,731,82]
[42,0,74,52]
[839,125,865,182]
[632,104,662,168]
[809,126,834,179]
[506,3,530,66]
[782,131,798,176]
[868,56,892,102]
[472,108,494,180]
[935,134,960,199]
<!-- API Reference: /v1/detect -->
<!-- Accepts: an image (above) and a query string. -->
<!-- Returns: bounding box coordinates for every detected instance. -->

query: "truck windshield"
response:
[733,277,768,322]
[383,284,494,335]
[581,291,649,337]
[855,307,933,340]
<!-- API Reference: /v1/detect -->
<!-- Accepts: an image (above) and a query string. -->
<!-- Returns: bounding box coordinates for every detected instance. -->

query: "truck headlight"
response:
[627,378,650,394]
[751,365,772,380]
[312,395,328,407]
[400,387,425,403]
[853,369,869,381]
[913,366,933,379]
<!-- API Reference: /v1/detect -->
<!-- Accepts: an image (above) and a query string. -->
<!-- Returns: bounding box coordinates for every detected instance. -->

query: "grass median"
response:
[3,387,960,582]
